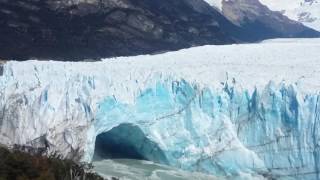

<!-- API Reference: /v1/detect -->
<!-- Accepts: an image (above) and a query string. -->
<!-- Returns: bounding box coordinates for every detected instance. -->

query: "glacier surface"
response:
[1,38,320,179]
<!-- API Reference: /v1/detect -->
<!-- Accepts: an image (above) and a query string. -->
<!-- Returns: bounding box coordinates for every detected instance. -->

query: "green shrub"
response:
[0,146,103,180]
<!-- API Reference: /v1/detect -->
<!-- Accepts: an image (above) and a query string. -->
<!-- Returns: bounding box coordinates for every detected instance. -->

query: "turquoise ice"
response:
[90,79,320,179]
[1,39,320,179]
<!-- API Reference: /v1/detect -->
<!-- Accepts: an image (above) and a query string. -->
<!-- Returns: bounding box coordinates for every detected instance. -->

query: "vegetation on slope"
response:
[0,146,104,180]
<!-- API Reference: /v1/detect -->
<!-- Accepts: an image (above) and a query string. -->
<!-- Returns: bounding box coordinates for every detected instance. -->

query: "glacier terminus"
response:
[1,38,320,179]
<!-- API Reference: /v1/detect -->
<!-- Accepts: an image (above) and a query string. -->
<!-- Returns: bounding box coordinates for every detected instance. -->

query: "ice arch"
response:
[88,80,266,177]
[93,123,168,164]
[88,79,320,179]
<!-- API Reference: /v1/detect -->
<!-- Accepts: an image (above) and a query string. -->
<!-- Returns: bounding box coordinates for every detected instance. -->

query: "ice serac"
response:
[1,39,320,179]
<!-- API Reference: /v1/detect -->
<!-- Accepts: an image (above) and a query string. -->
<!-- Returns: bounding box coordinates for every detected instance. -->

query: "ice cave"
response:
[93,123,168,165]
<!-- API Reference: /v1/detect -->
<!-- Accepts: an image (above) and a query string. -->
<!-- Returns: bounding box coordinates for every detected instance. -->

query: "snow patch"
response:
[203,0,223,11]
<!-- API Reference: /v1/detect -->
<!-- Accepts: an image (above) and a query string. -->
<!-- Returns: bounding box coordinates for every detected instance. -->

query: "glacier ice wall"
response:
[90,79,320,179]
[1,39,320,179]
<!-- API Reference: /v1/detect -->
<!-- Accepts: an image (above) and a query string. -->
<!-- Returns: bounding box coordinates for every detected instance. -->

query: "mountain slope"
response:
[203,0,320,41]
[0,0,234,61]
[1,0,319,61]
[260,0,320,31]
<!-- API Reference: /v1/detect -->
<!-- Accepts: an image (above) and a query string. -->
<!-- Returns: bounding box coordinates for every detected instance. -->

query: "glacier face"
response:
[92,79,320,179]
[1,39,320,179]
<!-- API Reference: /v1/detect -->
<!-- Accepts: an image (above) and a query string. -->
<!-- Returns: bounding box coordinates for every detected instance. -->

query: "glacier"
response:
[1,38,320,179]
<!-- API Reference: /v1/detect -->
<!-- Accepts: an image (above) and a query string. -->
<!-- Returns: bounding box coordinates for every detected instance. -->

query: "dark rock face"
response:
[0,0,235,61]
[0,0,318,61]
[221,0,320,41]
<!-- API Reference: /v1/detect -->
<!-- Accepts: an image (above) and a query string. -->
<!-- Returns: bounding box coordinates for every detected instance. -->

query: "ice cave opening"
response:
[93,123,168,164]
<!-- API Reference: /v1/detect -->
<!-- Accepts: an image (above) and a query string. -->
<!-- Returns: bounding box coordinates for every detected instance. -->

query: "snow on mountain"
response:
[203,0,320,40]
[203,0,224,10]
[1,38,320,179]
[259,0,320,31]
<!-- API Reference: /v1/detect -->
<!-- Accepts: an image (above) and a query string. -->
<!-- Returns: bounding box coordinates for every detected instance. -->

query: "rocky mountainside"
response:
[260,0,320,31]
[1,0,319,61]
[203,0,320,41]
[0,0,235,61]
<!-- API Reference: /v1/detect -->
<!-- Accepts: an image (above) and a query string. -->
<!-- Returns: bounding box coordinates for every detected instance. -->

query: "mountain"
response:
[203,0,320,41]
[260,0,320,31]
[0,0,235,61]
[1,38,320,179]
[1,0,319,61]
